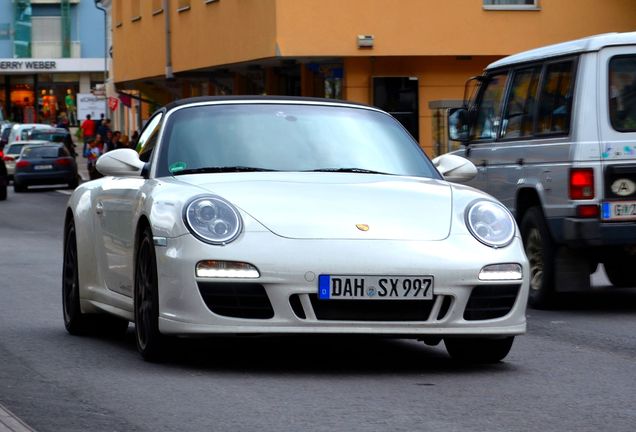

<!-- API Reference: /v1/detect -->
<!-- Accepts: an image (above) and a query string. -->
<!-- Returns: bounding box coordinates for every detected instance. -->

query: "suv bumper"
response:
[555,218,636,246]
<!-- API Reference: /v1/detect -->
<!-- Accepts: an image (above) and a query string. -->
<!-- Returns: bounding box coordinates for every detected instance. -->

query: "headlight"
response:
[184,196,242,245]
[466,200,515,248]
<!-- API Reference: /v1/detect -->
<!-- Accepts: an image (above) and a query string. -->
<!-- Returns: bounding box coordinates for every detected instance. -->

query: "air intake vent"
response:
[197,282,274,319]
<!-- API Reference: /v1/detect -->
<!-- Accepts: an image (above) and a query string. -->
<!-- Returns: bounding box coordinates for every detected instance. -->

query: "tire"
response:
[63,219,129,336]
[604,250,636,287]
[68,176,79,190]
[521,207,555,309]
[135,226,168,361]
[445,337,514,363]
[0,183,6,201]
[13,181,26,193]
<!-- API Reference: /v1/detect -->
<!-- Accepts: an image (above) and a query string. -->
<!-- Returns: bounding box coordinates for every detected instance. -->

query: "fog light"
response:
[479,263,522,281]
[196,261,260,278]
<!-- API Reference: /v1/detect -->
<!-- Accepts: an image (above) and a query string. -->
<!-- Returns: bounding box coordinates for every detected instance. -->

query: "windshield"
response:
[157,103,439,179]
[22,146,67,159]
[30,132,66,142]
[6,144,26,155]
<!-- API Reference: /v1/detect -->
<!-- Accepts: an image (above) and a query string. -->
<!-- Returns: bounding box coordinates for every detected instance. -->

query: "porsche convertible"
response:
[63,96,529,362]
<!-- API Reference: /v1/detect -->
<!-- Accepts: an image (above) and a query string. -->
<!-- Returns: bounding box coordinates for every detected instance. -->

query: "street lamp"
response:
[94,0,108,118]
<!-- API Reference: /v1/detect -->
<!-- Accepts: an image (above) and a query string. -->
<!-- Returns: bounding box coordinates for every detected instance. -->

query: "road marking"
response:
[0,402,36,432]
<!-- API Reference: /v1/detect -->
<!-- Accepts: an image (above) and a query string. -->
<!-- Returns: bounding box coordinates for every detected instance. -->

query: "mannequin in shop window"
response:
[42,89,58,125]
[23,97,35,123]
[65,89,76,126]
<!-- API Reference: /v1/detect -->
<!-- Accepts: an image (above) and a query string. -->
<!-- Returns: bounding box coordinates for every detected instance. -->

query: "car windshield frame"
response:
[154,102,440,180]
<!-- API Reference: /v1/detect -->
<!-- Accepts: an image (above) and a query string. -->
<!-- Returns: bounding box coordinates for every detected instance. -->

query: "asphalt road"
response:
[0,187,635,432]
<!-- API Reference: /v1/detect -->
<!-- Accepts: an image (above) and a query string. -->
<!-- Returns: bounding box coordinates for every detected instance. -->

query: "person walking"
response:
[86,137,102,180]
[80,114,96,157]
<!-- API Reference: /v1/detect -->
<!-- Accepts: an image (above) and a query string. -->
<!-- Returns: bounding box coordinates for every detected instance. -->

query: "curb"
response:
[0,403,36,432]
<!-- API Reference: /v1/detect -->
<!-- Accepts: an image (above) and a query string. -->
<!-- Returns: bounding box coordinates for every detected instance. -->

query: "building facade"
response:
[0,0,106,126]
[109,0,636,154]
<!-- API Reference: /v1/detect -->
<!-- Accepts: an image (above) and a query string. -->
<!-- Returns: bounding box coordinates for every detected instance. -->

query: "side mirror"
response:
[432,153,477,183]
[448,107,470,142]
[96,148,146,177]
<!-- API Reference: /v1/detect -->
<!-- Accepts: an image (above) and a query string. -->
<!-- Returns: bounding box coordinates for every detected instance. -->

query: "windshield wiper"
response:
[173,166,278,175]
[306,168,393,175]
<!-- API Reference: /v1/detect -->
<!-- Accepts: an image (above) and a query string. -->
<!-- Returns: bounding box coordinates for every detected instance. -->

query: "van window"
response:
[536,60,575,135]
[472,73,507,141]
[501,67,540,139]
[609,55,636,132]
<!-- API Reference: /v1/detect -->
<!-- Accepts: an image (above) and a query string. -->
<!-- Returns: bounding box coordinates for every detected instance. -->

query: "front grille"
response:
[464,284,520,321]
[197,282,274,319]
[308,294,436,321]
[604,165,636,199]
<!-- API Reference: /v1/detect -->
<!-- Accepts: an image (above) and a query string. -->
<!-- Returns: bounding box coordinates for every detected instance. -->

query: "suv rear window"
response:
[22,146,68,159]
[609,55,636,132]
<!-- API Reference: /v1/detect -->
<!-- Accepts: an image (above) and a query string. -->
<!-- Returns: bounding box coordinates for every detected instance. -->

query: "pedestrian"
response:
[86,137,102,180]
[130,130,139,148]
[97,118,112,143]
[57,112,70,130]
[118,134,130,149]
[111,131,122,150]
[80,114,96,157]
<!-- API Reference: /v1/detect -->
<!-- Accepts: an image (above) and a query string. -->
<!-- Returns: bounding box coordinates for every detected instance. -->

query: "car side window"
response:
[472,73,507,141]
[609,55,636,132]
[536,60,575,135]
[501,66,541,140]
[137,113,163,163]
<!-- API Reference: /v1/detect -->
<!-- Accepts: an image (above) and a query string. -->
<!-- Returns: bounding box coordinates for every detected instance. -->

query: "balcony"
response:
[31,41,81,58]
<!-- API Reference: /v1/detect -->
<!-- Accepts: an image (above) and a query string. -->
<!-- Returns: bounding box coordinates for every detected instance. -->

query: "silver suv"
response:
[449,32,636,308]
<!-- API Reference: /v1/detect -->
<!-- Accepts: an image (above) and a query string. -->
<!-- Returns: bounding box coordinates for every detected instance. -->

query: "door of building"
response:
[373,77,419,141]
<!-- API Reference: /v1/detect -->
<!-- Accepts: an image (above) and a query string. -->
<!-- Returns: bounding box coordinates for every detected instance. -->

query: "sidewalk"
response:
[70,127,89,182]
[0,403,35,432]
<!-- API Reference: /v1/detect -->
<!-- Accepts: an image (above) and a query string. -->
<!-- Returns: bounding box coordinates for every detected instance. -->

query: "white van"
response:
[448,32,636,307]
[7,123,52,145]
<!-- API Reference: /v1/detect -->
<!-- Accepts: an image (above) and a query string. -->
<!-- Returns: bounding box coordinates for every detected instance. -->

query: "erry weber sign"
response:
[77,93,106,122]
[0,58,104,73]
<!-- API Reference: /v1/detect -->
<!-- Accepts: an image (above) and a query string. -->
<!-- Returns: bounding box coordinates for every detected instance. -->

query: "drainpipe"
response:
[163,0,174,80]
[94,0,108,117]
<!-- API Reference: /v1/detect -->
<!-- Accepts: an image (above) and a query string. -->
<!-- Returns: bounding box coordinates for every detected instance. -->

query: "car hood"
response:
[176,173,453,240]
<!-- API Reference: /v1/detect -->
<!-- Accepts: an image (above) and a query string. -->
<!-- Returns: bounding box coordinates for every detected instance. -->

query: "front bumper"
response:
[155,232,529,337]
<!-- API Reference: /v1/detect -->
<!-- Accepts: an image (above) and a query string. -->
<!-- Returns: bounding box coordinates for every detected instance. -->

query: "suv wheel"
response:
[604,250,636,287]
[521,207,555,308]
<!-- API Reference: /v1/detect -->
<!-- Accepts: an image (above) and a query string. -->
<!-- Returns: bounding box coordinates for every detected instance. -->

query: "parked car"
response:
[14,143,79,192]
[7,123,52,145]
[448,31,636,308]
[63,96,529,362]
[0,122,14,150]
[0,157,6,201]
[28,127,76,157]
[2,140,49,178]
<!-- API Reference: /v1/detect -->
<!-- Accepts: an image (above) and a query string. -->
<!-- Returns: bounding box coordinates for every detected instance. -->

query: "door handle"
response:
[96,201,104,215]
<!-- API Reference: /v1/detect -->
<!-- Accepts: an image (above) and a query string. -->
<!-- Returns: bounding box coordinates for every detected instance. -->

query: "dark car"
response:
[14,144,79,192]
[28,127,76,158]
[0,157,7,200]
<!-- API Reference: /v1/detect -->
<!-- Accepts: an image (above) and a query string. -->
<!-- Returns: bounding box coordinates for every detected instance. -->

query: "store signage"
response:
[77,93,106,121]
[0,58,103,73]
[0,60,58,71]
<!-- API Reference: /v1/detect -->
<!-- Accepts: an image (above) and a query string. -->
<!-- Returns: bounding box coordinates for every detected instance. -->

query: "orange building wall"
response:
[345,56,499,154]
[276,0,636,57]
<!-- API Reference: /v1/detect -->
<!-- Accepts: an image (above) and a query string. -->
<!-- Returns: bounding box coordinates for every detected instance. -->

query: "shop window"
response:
[483,0,539,10]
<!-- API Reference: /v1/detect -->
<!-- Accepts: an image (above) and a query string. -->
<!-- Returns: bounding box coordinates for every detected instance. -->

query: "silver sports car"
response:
[63,97,529,362]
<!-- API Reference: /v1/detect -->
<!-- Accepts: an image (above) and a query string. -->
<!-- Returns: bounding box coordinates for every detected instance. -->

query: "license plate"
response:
[602,201,636,221]
[33,164,53,170]
[318,275,434,300]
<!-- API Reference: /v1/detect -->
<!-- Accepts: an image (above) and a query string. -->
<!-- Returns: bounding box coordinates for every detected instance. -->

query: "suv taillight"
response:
[16,160,31,168]
[569,168,595,199]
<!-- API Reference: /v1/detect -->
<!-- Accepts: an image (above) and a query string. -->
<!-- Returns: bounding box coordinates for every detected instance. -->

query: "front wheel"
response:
[444,337,515,364]
[521,207,555,309]
[135,226,168,361]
